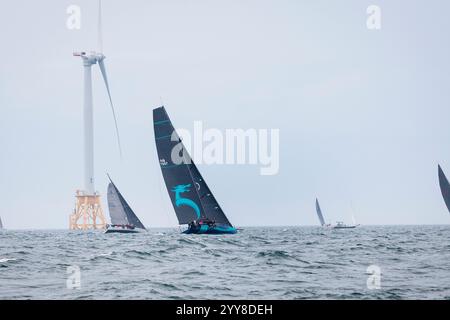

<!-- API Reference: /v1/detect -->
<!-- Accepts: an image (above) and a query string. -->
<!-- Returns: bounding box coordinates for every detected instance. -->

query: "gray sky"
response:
[1,0,450,229]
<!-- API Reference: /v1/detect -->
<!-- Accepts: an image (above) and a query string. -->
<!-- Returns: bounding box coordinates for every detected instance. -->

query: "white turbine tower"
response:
[70,0,121,230]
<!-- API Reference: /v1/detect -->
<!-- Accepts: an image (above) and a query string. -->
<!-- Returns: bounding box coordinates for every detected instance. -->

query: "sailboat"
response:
[153,106,237,234]
[104,176,146,234]
[315,198,330,227]
[438,164,450,213]
[315,198,358,229]
[0,216,3,230]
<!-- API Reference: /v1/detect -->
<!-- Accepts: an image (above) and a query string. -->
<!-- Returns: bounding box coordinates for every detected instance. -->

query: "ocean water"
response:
[0,226,449,300]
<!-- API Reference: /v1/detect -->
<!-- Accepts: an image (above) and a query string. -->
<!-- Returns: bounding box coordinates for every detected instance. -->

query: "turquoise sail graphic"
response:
[171,184,201,220]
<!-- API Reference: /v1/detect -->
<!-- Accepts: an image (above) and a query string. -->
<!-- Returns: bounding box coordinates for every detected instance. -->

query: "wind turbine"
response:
[70,0,121,230]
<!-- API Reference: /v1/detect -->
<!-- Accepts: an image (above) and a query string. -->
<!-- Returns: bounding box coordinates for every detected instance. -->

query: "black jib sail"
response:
[315,198,326,226]
[438,165,450,214]
[188,162,232,226]
[153,106,233,227]
[107,177,146,229]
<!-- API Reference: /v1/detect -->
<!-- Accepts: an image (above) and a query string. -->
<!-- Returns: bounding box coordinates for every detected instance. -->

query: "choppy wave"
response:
[1,226,450,299]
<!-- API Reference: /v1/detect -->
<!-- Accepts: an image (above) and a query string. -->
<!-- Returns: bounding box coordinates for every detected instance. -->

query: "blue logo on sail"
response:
[171,184,201,219]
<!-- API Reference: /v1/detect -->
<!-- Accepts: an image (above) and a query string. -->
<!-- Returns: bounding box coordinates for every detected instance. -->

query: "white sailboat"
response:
[315,198,359,229]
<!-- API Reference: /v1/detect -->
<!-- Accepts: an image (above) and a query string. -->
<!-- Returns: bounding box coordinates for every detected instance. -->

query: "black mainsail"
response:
[315,198,326,226]
[107,177,146,229]
[438,164,450,214]
[187,162,232,226]
[0,216,3,230]
[153,106,234,229]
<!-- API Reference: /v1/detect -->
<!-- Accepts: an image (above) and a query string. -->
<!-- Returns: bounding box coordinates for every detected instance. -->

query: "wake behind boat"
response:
[153,106,237,235]
[105,176,146,234]
[315,198,359,229]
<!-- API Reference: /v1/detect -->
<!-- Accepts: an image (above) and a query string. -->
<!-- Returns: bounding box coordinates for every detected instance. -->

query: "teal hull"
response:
[183,224,237,234]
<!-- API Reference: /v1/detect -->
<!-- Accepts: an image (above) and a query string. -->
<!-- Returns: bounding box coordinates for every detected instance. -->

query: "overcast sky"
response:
[1,0,450,229]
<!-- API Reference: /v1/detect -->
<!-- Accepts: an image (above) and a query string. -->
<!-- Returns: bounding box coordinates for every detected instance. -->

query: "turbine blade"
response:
[98,0,103,52]
[98,59,122,158]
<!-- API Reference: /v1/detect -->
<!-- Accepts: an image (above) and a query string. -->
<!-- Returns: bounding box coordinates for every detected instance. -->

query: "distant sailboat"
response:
[0,216,3,230]
[315,198,328,227]
[153,106,237,234]
[333,221,357,229]
[438,164,450,213]
[315,198,358,229]
[104,176,146,234]
[351,214,357,226]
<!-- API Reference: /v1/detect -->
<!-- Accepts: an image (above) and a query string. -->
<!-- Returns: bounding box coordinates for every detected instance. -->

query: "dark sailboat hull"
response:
[104,226,142,234]
[104,229,139,234]
[183,224,237,234]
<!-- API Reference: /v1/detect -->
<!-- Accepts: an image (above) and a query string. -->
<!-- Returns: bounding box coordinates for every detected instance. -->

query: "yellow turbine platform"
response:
[69,190,106,230]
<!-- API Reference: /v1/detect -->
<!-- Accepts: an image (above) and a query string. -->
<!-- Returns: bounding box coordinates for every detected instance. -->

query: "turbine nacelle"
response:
[73,51,105,65]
